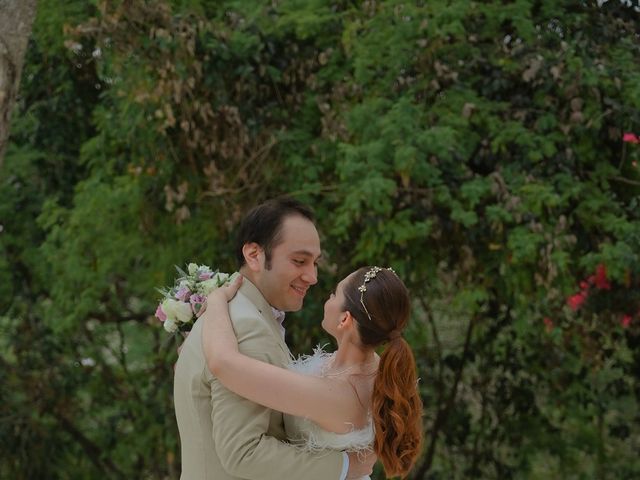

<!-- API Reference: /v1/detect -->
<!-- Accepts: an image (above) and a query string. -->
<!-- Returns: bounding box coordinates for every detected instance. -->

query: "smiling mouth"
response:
[291,285,307,297]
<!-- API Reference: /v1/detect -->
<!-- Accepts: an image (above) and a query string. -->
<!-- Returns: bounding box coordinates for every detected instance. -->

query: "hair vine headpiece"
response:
[358,266,395,321]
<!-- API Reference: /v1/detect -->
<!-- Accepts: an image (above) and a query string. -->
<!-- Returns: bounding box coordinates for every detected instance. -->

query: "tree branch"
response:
[0,0,38,166]
[51,411,125,479]
[412,312,477,479]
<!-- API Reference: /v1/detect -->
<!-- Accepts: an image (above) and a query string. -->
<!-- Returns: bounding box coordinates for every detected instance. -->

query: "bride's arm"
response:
[201,278,352,434]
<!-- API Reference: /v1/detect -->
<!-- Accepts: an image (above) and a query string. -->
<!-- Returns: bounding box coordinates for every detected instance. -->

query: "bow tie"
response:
[271,307,286,325]
[271,307,286,340]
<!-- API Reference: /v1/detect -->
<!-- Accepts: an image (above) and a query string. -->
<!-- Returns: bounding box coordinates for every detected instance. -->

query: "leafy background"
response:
[1,0,639,478]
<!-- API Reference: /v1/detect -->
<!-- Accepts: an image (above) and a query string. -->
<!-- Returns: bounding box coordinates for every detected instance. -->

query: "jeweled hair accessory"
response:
[358,266,395,321]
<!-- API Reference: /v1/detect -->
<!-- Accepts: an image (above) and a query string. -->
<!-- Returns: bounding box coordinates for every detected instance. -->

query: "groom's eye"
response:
[293,259,305,265]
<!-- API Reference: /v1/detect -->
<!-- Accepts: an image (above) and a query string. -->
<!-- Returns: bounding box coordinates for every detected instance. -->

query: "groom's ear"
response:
[242,242,264,272]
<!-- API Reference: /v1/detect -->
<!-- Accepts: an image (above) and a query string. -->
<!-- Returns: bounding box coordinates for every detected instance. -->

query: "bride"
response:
[202,266,423,478]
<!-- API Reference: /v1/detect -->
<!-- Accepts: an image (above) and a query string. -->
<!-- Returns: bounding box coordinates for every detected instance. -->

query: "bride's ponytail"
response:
[343,267,423,478]
[372,336,423,477]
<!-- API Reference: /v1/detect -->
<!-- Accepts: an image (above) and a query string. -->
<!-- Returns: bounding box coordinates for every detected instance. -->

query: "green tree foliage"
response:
[1,0,639,478]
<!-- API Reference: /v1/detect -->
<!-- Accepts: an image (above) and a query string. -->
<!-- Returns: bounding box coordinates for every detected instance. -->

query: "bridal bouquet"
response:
[155,263,231,334]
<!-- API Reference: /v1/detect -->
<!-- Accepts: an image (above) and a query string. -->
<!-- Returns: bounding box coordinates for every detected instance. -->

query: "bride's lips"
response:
[290,285,308,297]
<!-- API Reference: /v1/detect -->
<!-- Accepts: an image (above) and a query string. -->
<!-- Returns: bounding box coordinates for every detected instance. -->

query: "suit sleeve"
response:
[207,315,344,480]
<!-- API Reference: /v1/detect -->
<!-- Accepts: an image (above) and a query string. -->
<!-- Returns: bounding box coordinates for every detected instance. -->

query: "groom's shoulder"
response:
[228,291,267,331]
[228,290,257,316]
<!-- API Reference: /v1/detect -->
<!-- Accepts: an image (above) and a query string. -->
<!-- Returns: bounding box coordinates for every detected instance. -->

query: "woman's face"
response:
[321,273,354,336]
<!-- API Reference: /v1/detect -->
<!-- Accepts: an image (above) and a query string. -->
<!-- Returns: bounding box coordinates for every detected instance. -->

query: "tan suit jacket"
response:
[174,276,343,479]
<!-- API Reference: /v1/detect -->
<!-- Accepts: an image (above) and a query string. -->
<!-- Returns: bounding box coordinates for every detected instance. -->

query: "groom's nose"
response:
[300,263,318,285]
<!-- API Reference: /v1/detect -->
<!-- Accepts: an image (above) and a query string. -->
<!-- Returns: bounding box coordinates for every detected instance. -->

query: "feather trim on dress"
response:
[287,345,375,454]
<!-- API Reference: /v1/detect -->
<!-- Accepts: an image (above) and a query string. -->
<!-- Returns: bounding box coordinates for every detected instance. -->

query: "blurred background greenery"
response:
[1,0,639,478]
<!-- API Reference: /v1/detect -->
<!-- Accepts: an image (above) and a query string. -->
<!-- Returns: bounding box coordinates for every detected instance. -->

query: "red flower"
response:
[594,263,611,290]
[621,315,632,328]
[543,317,554,332]
[623,132,640,144]
[567,292,587,311]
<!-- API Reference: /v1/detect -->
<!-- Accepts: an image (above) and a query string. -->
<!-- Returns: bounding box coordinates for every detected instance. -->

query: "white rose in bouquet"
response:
[162,298,193,324]
[163,317,179,333]
[199,279,220,295]
[212,272,230,284]
[187,263,199,276]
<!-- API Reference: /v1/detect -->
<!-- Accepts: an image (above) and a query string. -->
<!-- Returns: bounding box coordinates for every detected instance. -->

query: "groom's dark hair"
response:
[235,197,315,269]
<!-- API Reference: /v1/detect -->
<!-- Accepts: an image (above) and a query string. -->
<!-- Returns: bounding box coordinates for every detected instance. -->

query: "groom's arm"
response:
[210,381,346,479]
[207,316,345,480]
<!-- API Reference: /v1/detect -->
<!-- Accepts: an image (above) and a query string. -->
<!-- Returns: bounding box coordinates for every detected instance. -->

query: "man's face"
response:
[255,215,321,312]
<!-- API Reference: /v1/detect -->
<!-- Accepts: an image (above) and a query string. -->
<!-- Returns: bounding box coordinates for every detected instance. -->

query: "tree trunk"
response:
[0,0,37,168]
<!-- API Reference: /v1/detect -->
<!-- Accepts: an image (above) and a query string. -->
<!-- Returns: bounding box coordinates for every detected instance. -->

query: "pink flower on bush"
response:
[623,132,639,144]
[567,292,587,311]
[621,315,632,328]
[543,317,554,332]
[594,263,611,290]
[566,263,613,311]
[566,262,638,329]
[155,304,167,322]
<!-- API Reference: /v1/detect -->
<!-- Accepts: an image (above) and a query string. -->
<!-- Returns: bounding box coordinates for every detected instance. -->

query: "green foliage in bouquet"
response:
[1,0,639,478]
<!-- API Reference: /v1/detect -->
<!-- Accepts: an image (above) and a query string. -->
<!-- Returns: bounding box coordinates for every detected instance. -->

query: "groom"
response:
[173,198,374,479]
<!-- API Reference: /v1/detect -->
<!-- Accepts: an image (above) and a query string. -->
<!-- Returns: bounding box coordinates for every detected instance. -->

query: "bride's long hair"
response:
[343,267,423,478]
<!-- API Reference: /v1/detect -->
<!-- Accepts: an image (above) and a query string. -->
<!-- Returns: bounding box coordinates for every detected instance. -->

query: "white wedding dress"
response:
[284,347,374,480]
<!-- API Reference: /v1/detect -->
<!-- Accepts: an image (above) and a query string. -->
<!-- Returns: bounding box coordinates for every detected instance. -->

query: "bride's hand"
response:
[210,274,243,303]
[346,449,377,479]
